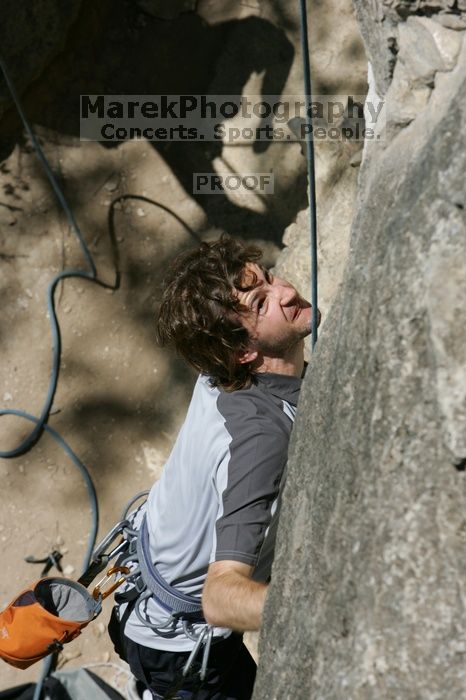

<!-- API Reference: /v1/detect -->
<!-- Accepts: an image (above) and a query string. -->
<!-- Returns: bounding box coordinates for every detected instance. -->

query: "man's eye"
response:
[257,298,266,312]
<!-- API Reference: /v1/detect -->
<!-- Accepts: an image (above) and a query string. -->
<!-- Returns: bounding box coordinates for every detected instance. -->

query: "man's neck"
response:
[253,341,305,378]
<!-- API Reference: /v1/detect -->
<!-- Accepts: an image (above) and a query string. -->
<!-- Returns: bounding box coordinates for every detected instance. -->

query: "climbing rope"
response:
[299,0,319,350]
[0,53,104,700]
[0,52,201,700]
[0,55,100,457]
[0,61,201,459]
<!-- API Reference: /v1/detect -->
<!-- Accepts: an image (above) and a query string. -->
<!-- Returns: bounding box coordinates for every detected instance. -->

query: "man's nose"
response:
[271,282,296,305]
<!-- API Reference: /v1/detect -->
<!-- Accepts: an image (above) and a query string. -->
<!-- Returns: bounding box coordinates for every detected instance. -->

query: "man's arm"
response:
[202,560,268,631]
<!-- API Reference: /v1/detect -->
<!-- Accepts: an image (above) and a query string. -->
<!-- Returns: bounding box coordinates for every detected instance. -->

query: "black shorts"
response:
[108,607,256,700]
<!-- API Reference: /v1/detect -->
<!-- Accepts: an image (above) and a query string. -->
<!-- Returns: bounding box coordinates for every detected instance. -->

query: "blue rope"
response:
[0,269,95,458]
[0,410,99,571]
[299,0,319,350]
[0,55,99,457]
[0,55,100,700]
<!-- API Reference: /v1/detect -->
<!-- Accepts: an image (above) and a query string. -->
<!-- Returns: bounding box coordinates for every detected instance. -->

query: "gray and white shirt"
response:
[123,371,301,651]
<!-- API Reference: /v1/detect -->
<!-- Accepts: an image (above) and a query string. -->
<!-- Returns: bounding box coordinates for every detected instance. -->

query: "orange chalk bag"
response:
[0,566,128,669]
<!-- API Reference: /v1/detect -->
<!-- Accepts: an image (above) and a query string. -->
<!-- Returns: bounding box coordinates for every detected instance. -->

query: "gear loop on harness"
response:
[133,590,180,637]
[95,508,210,647]
[121,489,150,521]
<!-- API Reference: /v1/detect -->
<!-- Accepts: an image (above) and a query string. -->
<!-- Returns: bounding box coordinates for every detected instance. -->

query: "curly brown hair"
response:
[156,235,264,391]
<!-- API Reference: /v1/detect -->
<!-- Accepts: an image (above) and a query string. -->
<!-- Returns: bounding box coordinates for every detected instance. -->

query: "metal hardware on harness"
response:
[132,590,181,638]
[92,566,130,600]
[181,623,214,682]
[78,519,132,588]
[199,626,214,681]
[92,520,132,561]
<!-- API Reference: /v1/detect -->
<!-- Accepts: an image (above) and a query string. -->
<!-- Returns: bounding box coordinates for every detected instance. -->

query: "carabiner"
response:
[92,520,132,561]
[92,565,130,600]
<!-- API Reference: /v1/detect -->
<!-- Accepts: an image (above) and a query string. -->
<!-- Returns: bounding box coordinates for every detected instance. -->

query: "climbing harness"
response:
[89,496,215,690]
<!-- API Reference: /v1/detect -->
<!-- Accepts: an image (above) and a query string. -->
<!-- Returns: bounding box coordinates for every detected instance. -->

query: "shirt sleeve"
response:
[212,391,289,567]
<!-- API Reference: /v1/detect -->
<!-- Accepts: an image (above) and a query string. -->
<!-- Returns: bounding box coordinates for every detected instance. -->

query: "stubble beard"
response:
[255,325,308,359]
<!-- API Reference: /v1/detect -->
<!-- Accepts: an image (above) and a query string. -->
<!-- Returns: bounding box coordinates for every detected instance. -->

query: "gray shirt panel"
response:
[214,386,292,566]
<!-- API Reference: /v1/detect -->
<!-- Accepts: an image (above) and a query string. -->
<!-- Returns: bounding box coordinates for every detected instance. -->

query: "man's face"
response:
[236,263,318,362]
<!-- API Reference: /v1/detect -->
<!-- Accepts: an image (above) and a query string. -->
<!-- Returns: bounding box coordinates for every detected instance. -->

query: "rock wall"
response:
[255,2,466,698]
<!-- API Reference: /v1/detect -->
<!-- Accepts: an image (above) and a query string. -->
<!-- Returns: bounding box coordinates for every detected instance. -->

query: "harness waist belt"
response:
[136,515,203,616]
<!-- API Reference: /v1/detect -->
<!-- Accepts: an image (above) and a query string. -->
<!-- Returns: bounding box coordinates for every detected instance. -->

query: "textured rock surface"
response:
[0,0,82,111]
[274,140,361,362]
[255,4,466,699]
[353,0,466,95]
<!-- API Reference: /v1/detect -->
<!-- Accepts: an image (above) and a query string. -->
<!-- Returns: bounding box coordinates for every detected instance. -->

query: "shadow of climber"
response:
[147,14,295,241]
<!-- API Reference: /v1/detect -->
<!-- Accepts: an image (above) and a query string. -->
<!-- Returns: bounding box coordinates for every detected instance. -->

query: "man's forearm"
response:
[202,568,268,631]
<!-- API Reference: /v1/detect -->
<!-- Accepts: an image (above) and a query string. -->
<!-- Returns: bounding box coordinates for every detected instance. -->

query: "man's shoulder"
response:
[216,378,294,442]
[191,374,268,425]
[218,372,301,407]
[217,378,271,408]
[194,373,300,436]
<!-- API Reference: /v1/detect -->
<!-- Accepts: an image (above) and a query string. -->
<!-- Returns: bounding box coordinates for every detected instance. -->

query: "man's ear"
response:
[237,348,259,365]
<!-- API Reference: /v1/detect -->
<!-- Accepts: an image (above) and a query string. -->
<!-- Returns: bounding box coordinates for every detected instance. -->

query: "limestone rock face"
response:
[274,141,361,362]
[353,0,466,96]
[254,4,466,699]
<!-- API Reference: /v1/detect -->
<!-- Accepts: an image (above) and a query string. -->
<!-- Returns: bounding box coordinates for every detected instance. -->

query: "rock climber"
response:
[108,234,319,699]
